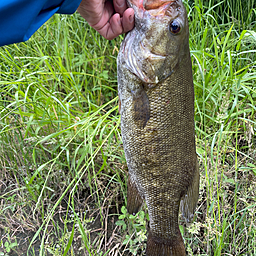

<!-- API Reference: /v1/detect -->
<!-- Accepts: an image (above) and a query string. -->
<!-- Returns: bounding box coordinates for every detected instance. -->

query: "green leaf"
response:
[63,223,75,256]
[9,242,17,248]
[129,214,136,219]
[115,220,125,226]
[225,178,235,184]
[139,211,145,220]
[121,206,127,214]
[179,225,184,236]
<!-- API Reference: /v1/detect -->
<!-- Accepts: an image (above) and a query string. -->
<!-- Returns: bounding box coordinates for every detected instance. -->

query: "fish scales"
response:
[117,0,199,255]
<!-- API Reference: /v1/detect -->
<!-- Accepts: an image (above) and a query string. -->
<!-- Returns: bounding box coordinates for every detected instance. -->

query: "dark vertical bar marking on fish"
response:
[132,88,150,129]
[117,0,199,255]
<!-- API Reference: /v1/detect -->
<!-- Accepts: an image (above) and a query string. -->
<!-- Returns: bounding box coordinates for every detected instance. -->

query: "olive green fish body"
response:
[117,1,199,255]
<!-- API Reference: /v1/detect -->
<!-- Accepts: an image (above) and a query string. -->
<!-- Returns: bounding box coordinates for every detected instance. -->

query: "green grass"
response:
[0,0,255,255]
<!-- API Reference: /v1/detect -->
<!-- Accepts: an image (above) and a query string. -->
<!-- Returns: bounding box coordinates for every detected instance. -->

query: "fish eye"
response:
[169,20,181,34]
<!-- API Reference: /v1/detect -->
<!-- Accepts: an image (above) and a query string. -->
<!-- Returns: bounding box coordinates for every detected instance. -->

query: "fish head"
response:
[122,0,190,85]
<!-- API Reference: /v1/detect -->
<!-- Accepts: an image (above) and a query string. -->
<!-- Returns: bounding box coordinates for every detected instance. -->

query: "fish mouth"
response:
[139,41,167,83]
[123,33,170,84]
[127,0,182,19]
[128,40,167,84]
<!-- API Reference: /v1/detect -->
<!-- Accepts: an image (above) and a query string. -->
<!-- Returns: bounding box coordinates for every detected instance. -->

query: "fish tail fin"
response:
[146,229,185,256]
[180,160,200,222]
[127,176,143,215]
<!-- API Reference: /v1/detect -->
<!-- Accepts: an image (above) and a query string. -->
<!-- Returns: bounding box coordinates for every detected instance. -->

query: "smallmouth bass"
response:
[117,0,199,255]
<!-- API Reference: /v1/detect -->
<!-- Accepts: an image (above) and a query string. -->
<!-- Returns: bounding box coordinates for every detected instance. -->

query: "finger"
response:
[87,1,115,32]
[113,0,128,15]
[96,13,123,40]
[121,8,135,33]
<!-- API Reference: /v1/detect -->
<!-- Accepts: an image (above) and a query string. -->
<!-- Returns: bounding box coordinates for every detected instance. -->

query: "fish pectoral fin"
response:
[132,89,150,129]
[180,160,200,222]
[146,229,185,256]
[127,175,144,215]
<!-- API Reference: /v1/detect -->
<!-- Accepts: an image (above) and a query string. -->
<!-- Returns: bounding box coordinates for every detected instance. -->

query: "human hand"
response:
[77,0,135,40]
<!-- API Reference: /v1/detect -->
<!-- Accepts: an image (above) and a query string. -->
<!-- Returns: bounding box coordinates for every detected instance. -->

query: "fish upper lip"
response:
[128,0,176,12]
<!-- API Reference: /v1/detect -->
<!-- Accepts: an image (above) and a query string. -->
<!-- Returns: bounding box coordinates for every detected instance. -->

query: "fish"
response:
[117,0,199,255]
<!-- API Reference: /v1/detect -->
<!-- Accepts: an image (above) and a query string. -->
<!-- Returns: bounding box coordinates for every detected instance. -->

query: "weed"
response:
[116,206,147,255]
[0,236,18,256]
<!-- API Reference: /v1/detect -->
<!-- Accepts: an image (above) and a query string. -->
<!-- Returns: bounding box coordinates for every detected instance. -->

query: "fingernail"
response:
[129,13,134,23]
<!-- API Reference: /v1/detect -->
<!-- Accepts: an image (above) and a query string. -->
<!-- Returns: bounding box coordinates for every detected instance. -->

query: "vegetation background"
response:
[0,0,255,255]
